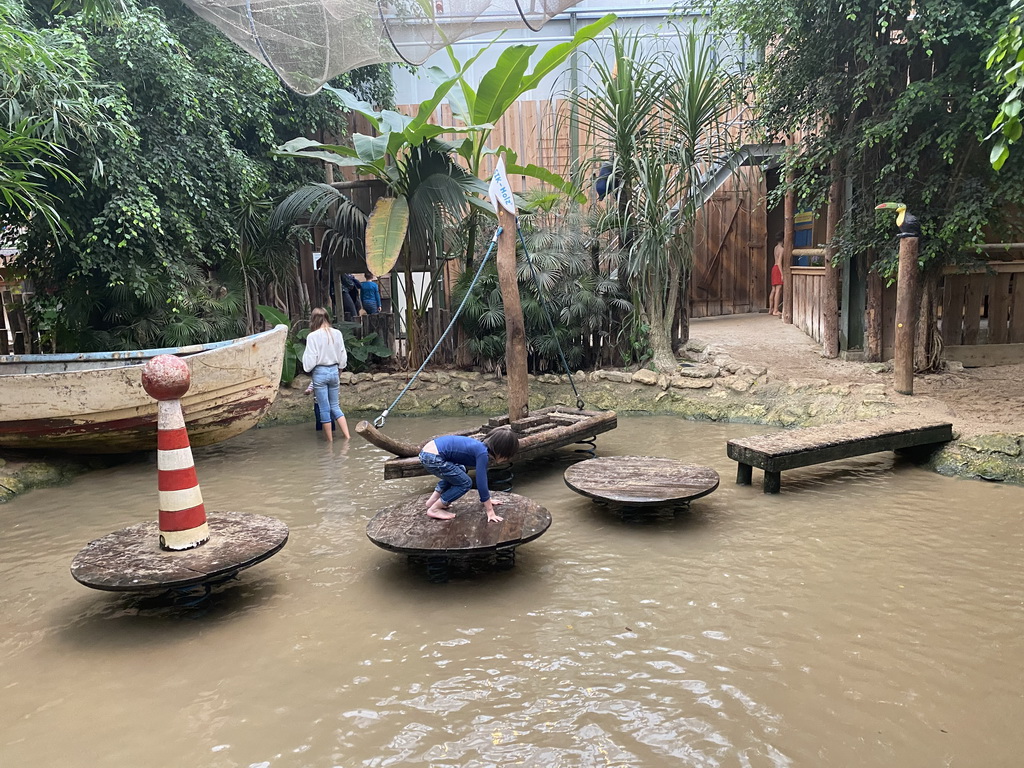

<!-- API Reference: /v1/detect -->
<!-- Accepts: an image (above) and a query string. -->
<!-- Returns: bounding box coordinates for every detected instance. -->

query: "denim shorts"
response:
[419,451,473,504]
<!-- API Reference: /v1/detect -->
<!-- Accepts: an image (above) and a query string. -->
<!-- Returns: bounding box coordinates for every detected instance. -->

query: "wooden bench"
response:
[727,418,954,494]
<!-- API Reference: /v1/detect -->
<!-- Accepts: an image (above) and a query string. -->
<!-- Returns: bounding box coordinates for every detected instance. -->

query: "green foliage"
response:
[257,304,304,384]
[337,323,393,372]
[717,0,1024,277]
[988,0,1024,169]
[455,199,631,371]
[7,0,392,351]
[564,26,739,369]
[0,0,124,238]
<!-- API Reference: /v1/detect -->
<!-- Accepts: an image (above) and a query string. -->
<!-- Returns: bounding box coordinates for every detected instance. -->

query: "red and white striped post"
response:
[142,355,210,551]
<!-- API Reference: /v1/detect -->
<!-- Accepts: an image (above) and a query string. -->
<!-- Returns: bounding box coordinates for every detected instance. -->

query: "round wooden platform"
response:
[366,492,551,557]
[70,512,289,592]
[563,456,720,506]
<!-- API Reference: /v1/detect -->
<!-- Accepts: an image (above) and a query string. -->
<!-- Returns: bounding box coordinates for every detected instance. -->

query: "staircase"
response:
[693,143,785,209]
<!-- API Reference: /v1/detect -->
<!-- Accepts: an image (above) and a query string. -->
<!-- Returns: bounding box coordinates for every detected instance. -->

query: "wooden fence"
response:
[790,266,827,344]
[789,259,1024,366]
[939,261,1024,365]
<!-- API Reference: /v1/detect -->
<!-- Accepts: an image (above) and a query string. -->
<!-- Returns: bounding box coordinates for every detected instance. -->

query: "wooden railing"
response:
[790,266,827,344]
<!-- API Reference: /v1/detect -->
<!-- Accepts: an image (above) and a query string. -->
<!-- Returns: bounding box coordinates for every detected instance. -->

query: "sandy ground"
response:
[689,313,1024,438]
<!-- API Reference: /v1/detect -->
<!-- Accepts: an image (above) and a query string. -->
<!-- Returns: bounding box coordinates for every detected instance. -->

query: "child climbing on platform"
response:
[419,427,520,523]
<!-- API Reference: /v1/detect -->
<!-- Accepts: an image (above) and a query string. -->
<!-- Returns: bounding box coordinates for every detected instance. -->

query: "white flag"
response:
[488,158,517,216]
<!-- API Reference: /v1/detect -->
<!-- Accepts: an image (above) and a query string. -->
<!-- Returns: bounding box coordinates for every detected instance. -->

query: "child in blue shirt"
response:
[419,427,519,522]
[360,273,382,314]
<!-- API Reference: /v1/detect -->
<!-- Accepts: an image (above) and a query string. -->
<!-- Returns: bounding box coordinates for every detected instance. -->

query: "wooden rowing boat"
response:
[0,325,287,453]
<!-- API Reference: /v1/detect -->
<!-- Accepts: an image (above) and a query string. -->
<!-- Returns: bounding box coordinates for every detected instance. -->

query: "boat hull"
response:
[0,326,287,453]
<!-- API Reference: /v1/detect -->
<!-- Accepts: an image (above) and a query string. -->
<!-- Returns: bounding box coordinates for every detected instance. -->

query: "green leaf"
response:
[365,197,409,276]
[257,304,288,326]
[474,46,537,124]
[518,14,617,94]
[991,140,1010,170]
[353,132,391,163]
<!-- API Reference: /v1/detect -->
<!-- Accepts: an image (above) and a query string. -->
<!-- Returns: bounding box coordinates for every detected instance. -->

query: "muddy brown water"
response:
[2,416,1022,767]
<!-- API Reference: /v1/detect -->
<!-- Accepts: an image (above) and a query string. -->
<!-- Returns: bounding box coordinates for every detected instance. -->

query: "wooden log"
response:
[381,407,618,479]
[496,206,529,421]
[894,234,921,394]
[782,157,795,325]
[822,164,841,358]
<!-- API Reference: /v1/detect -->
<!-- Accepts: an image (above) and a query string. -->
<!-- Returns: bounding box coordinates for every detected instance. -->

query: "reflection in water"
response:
[2,416,1023,767]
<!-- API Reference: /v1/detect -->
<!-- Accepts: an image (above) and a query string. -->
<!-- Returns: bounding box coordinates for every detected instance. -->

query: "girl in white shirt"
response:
[301,307,350,441]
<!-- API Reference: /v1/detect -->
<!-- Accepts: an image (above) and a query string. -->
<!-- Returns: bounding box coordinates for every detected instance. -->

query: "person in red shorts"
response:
[770,230,784,316]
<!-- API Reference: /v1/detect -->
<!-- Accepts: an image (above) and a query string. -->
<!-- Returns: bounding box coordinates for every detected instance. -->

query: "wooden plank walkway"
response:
[564,456,719,507]
[727,417,954,494]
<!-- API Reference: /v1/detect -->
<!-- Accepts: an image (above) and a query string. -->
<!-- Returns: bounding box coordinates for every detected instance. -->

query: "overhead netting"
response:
[181,0,582,95]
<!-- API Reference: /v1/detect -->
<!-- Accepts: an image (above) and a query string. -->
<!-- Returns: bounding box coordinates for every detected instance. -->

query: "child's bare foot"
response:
[426,503,455,520]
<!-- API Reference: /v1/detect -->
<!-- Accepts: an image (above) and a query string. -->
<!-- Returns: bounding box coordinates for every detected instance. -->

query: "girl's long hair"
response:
[309,307,331,332]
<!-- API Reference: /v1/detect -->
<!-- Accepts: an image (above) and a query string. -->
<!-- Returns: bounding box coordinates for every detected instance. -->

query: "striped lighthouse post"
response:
[142,355,210,551]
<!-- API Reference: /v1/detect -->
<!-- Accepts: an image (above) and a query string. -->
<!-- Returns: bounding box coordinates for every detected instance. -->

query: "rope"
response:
[373,227,502,428]
[516,225,586,410]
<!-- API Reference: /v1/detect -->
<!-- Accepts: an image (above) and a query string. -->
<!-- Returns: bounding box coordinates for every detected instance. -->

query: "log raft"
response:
[357,405,618,479]
[727,417,954,494]
[564,456,720,507]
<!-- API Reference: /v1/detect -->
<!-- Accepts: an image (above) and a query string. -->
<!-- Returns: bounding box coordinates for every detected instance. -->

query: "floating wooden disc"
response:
[70,512,288,592]
[564,456,720,506]
[366,492,551,557]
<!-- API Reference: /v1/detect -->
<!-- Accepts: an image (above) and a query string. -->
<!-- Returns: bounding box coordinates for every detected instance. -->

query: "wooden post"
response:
[822,165,842,358]
[496,207,529,421]
[782,174,795,325]
[893,233,921,394]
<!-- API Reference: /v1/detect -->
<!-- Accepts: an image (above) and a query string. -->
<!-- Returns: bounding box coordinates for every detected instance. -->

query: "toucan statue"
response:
[875,202,920,238]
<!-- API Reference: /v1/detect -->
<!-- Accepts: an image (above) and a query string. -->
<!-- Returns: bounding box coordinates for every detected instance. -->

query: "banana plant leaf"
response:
[366,197,410,277]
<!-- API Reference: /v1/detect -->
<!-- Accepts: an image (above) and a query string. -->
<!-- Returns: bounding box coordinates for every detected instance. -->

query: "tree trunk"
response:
[496,207,529,420]
[865,247,883,362]
[893,234,921,394]
[915,266,942,373]
[822,161,842,358]
[782,168,795,325]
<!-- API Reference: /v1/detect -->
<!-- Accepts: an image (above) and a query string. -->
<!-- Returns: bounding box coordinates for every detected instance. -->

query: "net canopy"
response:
[181,0,584,94]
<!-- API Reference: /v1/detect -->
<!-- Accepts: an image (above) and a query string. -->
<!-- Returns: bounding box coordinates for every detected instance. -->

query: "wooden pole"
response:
[496,207,530,421]
[782,182,795,325]
[893,233,921,394]
[822,163,842,358]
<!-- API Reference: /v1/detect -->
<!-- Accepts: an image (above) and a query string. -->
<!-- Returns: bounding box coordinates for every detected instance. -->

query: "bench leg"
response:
[763,471,781,494]
[736,463,753,485]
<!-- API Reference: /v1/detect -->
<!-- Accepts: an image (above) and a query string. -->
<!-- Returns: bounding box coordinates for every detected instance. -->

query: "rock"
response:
[372,372,390,382]
[632,369,660,386]
[456,380,472,392]
[739,365,768,378]
[786,378,830,392]
[725,376,756,393]
[676,364,720,379]
[338,372,354,385]
[946,361,965,373]
[598,370,633,383]
[684,339,708,353]
[435,372,451,385]
[670,376,714,389]
[866,362,891,374]
[960,433,1022,457]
